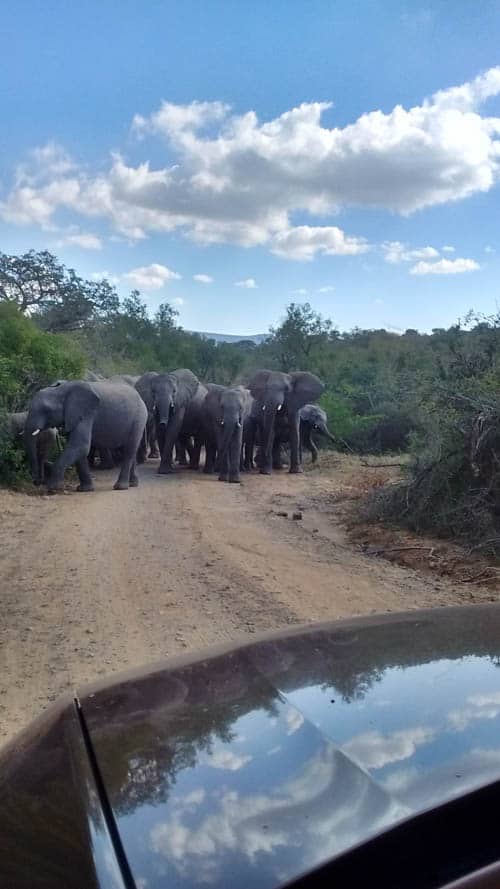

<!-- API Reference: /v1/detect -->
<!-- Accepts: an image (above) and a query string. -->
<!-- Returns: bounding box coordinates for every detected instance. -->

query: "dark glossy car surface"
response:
[3,604,500,888]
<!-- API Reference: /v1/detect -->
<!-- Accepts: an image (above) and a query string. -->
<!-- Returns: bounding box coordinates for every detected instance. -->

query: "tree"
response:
[268,302,333,372]
[0,250,120,332]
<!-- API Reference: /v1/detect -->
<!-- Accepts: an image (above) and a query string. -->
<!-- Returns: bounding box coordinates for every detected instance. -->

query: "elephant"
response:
[175,381,209,471]
[272,404,335,466]
[136,369,203,474]
[248,370,324,474]
[24,380,147,492]
[4,412,59,484]
[135,372,161,462]
[83,370,104,382]
[299,404,336,462]
[203,385,253,483]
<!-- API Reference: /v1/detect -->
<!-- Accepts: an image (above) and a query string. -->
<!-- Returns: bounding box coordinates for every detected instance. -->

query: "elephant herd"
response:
[5,368,335,493]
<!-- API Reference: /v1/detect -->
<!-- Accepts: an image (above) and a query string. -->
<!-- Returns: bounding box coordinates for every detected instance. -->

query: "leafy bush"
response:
[0,304,84,485]
[366,391,500,555]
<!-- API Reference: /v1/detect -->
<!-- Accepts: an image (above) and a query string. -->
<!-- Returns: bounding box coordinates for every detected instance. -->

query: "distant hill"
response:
[190,331,268,345]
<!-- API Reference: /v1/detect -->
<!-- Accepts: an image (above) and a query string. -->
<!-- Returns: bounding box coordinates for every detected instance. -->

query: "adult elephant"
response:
[140,369,201,474]
[248,370,324,474]
[135,372,161,462]
[4,412,59,485]
[175,379,209,471]
[24,380,147,492]
[203,385,253,482]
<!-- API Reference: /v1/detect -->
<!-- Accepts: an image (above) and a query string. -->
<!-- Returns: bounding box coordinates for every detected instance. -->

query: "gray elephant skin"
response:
[4,412,59,484]
[135,369,204,473]
[274,404,335,465]
[202,385,253,482]
[135,372,161,461]
[248,370,324,474]
[24,380,147,492]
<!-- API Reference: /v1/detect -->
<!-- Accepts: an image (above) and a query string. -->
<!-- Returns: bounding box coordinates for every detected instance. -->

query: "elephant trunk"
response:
[319,423,336,444]
[156,393,173,428]
[261,409,277,463]
[218,420,238,463]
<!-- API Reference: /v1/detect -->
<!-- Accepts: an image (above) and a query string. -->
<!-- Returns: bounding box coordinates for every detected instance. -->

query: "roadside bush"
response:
[320,390,416,454]
[0,304,84,486]
[366,392,500,556]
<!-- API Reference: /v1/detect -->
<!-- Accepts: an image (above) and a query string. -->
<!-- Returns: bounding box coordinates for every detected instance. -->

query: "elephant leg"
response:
[288,412,302,473]
[189,436,201,470]
[129,460,139,487]
[148,417,160,458]
[310,437,319,463]
[204,440,216,474]
[48,425,92,492]
[88,445,97,468]
[75,457,94,493]
[175,440,189,466]
[137,429,147,464]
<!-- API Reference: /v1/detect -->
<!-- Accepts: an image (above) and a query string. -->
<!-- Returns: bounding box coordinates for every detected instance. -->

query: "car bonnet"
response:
[79,605,500,889]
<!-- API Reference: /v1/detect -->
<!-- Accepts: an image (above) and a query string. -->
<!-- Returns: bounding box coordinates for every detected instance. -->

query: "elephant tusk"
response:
[237,421,242,428]
[261,405,266,411]
[32,428,41,437]
[277,404,283,411]
[220,420,225,426]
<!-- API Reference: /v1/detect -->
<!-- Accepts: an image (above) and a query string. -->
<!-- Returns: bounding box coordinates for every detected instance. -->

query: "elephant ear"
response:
[64,384,100,434]
[289,372,324,408]
[176,369,200,403]
[248,370,273,400]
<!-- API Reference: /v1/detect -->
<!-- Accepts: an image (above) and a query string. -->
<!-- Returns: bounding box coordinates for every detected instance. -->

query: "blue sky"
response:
[1,1,499,335]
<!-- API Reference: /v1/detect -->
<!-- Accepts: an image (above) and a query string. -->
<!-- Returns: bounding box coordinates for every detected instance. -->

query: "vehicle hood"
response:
[79,604,500,889]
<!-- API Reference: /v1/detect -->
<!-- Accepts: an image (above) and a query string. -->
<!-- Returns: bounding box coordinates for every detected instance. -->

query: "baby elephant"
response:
[5,412,59,484]
[24,380,147,492]
[203,385,253,483]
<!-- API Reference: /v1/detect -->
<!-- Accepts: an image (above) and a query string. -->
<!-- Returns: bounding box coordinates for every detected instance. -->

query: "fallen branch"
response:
[459,567,500,584]
[367,545,435,557]
[359,458,407,468]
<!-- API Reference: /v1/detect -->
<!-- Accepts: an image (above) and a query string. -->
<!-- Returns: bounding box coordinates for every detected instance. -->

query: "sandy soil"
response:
[1,455,498,744]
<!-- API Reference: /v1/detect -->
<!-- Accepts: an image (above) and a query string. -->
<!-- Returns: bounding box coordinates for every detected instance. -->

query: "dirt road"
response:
[0,456,496,744]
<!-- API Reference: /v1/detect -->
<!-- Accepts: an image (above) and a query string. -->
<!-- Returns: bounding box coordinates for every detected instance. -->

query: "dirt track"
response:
[0,455,497,744]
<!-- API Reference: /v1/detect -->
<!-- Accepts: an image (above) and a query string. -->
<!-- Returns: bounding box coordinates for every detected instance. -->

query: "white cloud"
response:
[235,278,257,288]
[447,691,500,732]
[285,708,304,736]
[3,67,500,256]
[374,298,384,305]
[56,232,103,250]
[193,273,214,284]
[318,285,335,293]
[442,245,455,253]
[410,257,480,275]
[202,749,252,771]
[291,288,308,295]
[123,262,181,290]
[382,241,440,264]
[271,225,368,261]
[173,297,185,307]
[343,726,435,770]
[91,270,120,285]
[485,245,496,253]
